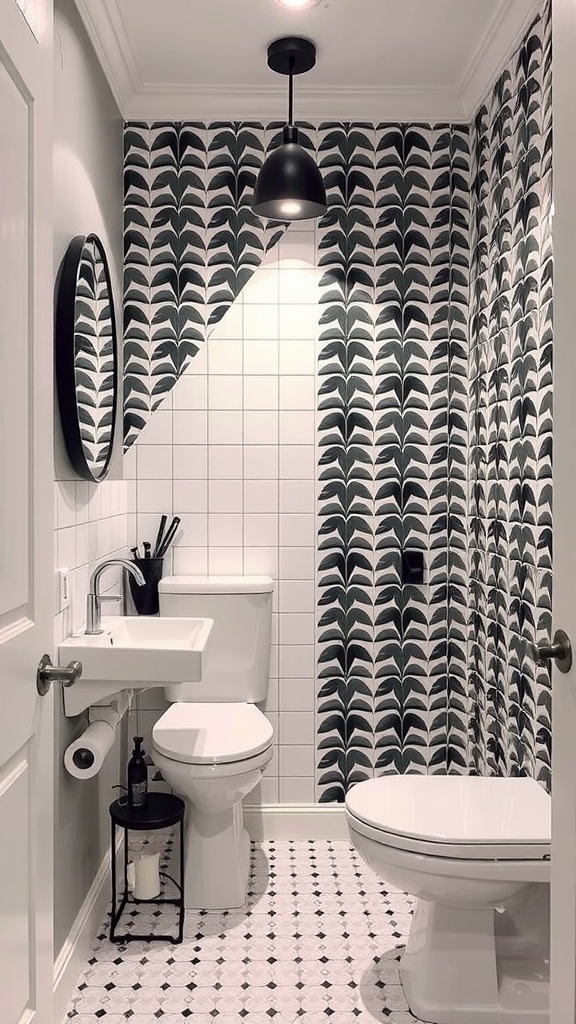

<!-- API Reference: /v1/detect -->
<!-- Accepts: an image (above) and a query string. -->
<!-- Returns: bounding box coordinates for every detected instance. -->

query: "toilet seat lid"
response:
[345,776,551,848]
[152,702,273,765]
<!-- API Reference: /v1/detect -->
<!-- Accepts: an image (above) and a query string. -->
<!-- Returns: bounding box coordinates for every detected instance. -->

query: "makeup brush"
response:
[152,514,168,558]
[156,516,181,559]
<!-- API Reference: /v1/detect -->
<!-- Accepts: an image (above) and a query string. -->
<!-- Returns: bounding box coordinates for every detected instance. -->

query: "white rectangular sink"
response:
[59,616,213,716]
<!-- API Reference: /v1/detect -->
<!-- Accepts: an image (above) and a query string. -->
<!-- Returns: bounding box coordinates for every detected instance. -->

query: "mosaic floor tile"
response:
[66,840,435,1023]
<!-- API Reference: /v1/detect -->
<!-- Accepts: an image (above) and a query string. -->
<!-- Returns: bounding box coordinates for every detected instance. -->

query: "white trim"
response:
[124,84,467,124]
[460,0,544,119]
[53,835,122,1024]
[244,803,349,842]
[73,0,139,117]
[72,0,542,124]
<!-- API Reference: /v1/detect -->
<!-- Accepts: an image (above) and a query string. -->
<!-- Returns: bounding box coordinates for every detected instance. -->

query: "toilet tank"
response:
[158,575,274,703]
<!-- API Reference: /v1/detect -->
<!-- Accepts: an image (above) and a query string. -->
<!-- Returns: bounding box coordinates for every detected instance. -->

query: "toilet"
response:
[345,775,551,1024]
[151,575,274,911]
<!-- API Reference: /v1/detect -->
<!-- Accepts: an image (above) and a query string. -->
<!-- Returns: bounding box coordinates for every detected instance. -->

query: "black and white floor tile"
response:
[66,840,424,1023]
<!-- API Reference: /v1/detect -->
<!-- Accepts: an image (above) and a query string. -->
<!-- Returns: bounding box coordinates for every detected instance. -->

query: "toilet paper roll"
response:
[64,720,116,779]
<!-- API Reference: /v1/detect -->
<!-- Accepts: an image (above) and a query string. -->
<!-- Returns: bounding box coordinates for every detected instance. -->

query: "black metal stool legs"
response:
[108,794,185,944]
[177,815,185,943]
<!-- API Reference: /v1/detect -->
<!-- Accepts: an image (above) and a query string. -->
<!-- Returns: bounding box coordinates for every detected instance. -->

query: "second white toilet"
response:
[346,775,551,1024]
[151,575,274,911]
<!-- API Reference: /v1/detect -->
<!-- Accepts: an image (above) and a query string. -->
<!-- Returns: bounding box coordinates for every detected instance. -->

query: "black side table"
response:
[109,793,185,944]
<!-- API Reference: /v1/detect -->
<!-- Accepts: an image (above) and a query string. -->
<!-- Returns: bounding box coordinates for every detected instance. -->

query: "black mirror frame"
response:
[55,233,118,482]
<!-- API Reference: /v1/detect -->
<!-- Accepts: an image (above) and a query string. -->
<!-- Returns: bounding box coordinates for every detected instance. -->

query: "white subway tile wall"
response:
[132,227,319,804]
[54,477,130,644]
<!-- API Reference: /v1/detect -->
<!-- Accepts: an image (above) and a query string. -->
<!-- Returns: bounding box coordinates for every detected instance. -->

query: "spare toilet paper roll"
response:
[128,852,161,900]
[64,720,116,779]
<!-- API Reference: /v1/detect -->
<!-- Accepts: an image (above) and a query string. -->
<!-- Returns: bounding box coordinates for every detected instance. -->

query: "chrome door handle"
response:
[533,629,573,674]
[36,654,83,696]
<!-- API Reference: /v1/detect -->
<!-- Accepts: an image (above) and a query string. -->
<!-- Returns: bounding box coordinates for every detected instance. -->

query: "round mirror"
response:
[55,233,118,482]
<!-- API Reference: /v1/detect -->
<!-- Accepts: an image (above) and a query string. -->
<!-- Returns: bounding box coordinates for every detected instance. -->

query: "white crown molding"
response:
[74,0,140,117]
[459,0,544,119]
[124,83,468,124]
[74,0,544,125]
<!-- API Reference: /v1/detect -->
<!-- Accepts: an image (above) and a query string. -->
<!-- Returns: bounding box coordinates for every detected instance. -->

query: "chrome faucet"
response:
[85,558,146,635]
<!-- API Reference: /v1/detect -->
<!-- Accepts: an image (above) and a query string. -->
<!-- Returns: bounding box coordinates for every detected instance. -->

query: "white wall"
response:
[128,227,320,802]
[53,0,127,957]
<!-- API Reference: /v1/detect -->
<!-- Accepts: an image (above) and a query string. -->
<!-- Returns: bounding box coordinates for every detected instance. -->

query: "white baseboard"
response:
[53,835,122,1024]
[244,803,348,841]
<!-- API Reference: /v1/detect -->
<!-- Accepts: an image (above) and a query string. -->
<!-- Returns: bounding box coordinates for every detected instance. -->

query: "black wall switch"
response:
[401,550,425,585]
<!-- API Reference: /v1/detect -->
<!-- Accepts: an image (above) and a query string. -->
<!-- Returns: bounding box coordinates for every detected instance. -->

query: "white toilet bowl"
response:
[346,776,551,1024]
[153,574,275,910]
[153,701,273,910]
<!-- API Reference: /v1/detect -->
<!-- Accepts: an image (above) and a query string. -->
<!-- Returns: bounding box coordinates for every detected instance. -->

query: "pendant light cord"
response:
[288,55,294,125]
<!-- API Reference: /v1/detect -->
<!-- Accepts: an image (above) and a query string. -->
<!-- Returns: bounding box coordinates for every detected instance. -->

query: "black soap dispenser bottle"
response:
[127,736,148,810]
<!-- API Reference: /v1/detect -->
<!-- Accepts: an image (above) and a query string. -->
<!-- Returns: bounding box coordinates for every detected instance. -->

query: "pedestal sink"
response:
[59,616,213,716]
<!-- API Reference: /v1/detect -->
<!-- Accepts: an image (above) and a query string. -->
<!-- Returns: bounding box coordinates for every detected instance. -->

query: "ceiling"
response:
[73,0,542,121]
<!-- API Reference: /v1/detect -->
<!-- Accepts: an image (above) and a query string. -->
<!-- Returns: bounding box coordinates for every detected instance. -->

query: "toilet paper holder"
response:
[64,705,122,780]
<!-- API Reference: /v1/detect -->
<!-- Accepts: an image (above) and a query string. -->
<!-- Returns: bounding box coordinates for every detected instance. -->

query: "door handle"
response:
[533,629,573,674]
[36,654,83,696]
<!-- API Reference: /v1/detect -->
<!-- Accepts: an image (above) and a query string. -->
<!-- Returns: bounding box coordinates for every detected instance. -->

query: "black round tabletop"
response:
[109,792,185,830]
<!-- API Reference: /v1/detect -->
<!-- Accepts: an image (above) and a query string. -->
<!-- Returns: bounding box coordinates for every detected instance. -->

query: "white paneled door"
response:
[551,2,576,1022]
[0,2,54,1024]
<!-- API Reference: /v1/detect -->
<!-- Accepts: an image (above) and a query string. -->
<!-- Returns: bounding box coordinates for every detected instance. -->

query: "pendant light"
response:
[252,36,327,221]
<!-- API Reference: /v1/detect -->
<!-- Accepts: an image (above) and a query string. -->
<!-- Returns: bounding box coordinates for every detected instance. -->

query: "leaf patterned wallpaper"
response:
[467,4,553,788]
[314,123,471,800]
[124,123,287,448]
[123,2,552,800]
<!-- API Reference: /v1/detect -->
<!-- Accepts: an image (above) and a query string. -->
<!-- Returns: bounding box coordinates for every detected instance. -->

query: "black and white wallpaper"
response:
[467,4,553,788]
[123,2,552,799]
[124,122,287,448]
[314,123,470,799]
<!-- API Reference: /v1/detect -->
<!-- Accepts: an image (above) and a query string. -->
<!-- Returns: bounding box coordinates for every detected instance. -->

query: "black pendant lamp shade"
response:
[252,37,327,221]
